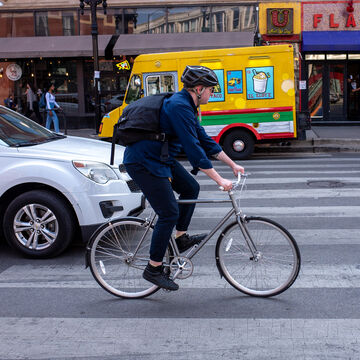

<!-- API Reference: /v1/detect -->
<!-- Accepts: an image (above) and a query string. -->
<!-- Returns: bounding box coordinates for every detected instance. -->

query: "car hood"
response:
[13,135,124,166]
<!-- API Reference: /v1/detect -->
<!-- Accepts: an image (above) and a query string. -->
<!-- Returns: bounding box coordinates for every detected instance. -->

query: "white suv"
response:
[0,106,143,258]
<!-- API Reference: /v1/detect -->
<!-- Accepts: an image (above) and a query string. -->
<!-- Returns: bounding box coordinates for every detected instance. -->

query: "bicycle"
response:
[86,173,301,299]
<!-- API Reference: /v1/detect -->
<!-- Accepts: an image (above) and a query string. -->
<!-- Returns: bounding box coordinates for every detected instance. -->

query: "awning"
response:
[112,32,254,55]
[0,35,112,59]
[302,31,360,52]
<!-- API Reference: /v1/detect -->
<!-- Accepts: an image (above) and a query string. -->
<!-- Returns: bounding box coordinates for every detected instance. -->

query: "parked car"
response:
[104,93,125,112]
[0,105,144,258]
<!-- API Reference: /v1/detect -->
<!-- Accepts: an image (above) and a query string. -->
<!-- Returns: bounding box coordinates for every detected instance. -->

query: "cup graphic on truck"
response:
[252,70,271,93]
[246,67,274,100]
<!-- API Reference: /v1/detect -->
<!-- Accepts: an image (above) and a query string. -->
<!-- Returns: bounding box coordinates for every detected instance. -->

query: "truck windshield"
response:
[125,74,142,104]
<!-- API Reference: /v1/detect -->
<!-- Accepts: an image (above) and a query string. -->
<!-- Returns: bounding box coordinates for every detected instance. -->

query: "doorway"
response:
[347,61,360,120]
[307,59,360,122]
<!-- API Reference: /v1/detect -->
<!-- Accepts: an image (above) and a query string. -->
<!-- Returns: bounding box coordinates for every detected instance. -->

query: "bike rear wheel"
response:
[216,217,300,297]
[87,217,170,299]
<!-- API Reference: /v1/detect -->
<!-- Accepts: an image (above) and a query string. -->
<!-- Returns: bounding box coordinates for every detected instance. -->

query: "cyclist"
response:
[124,65,244,291]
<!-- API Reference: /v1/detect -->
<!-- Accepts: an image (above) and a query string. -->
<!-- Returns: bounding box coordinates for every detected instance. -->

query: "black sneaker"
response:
[143,263,179,291]
[175,233,207,253]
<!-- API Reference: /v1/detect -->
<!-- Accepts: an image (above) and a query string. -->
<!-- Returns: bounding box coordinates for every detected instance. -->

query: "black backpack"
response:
[110,92,173,165]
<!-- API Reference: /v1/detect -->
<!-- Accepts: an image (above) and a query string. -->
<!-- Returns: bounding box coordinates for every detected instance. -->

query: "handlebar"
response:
[219,172,250,192]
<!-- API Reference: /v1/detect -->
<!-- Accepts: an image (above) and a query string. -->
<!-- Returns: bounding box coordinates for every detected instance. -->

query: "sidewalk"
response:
[64,126,360,154]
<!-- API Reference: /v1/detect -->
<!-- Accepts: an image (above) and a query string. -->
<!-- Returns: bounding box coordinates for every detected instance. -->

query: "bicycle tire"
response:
[216,217,301,297]
[87,217,171,299]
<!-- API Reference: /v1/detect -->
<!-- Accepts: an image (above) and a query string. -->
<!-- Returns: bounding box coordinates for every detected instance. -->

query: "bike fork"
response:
[236,215,258,259]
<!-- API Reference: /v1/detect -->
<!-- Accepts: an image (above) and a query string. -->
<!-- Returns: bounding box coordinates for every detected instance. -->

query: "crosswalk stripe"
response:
[196,177,360,185]
[190,206,360,218]
[195,188,360,199]
[0,263,358,289]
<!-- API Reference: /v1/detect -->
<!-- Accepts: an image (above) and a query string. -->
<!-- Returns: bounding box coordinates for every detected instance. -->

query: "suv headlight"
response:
[72,161,119,184]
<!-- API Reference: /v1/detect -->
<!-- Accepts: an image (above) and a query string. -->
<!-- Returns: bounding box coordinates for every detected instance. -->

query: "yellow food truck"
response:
[98,44,309,159]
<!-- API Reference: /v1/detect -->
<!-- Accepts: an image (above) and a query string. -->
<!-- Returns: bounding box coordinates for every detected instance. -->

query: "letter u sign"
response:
[270,9,290,27]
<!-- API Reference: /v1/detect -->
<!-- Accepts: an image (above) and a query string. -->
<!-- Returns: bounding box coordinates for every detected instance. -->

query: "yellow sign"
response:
[116,60,130,70]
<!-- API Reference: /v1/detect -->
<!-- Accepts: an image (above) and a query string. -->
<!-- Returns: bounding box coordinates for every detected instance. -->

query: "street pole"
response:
[80,0,107,134]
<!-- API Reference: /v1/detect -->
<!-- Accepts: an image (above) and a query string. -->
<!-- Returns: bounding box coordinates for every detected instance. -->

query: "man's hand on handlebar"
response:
[232,164,245,177]
[217,178,233,191]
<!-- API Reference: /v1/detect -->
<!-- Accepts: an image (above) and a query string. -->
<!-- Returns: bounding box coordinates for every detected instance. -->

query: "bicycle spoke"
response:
[217,218,300,297]
[88,219,165,299]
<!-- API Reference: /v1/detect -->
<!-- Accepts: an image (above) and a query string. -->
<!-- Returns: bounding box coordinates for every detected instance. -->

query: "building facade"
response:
[259,0,360,124]
[0,0,257,128]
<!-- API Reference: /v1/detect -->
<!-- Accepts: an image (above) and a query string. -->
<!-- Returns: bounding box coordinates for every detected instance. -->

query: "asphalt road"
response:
[1,152,360,359]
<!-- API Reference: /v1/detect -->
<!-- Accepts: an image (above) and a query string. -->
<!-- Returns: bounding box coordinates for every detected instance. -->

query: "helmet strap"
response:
[189,86,205,107]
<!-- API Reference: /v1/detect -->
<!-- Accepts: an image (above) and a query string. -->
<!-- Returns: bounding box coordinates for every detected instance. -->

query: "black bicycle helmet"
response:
[181,66,218,88]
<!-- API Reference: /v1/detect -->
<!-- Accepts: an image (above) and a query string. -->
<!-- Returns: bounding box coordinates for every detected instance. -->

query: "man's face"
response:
[197,85,214,105]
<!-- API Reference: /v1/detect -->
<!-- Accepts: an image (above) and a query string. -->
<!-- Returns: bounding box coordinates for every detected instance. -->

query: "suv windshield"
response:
[0,107,63,147]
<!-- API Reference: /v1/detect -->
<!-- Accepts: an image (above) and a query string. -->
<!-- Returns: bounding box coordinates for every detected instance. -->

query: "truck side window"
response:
[125,75,142,104]
[146,75,175,95]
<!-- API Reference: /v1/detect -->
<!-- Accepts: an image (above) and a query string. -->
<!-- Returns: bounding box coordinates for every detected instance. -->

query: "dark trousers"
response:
[25,101,42,124]
[125,160,200,262]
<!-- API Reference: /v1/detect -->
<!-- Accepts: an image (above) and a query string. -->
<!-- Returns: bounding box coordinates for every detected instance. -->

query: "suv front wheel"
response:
[3,190,75,258]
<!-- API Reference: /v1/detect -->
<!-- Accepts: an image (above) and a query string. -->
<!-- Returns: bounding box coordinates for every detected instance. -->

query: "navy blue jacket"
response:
[123,89,222,178]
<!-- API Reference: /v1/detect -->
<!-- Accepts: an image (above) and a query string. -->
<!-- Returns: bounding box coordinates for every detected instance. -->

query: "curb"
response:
[255,138,360,154]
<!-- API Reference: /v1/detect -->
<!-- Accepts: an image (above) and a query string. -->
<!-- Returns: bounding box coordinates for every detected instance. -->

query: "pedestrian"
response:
[4,94,17,110]
[45,83,61,133]
[124,65,245,291]
[25,82,42,124]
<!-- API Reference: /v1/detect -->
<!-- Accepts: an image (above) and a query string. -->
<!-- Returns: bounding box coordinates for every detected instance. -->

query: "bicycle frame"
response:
[131,185,258,268]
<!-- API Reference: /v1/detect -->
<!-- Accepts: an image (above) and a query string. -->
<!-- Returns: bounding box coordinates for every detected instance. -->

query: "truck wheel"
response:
[3,190,75,258]
[222,130,255,160]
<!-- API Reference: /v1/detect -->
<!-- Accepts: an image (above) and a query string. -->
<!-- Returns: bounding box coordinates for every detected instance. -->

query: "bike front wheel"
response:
[216,217,300,297]
[87,217,170,299]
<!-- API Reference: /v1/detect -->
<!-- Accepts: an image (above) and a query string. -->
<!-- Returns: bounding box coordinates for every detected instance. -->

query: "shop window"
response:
[35,12,49,36]
[326,54,346,60]
[308,63,323,119]
[305,54,325,60]
[348,54,360,60]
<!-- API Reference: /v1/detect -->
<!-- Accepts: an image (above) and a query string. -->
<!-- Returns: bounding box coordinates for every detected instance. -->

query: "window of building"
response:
[125,8,165,34]
[62,12,76,36]
[35,12,49,36]
[305,54,325,60]
[183,21,189,32]
[10,13,35,37]
[326,54,346,60]
[233,8,239,30]
[167,7,202,33]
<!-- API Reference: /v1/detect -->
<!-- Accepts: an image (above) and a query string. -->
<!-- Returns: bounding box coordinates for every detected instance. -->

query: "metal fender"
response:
[215,123,260,143]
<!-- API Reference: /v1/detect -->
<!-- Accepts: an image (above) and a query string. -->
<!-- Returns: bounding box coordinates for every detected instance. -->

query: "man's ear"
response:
[195,85,203,94]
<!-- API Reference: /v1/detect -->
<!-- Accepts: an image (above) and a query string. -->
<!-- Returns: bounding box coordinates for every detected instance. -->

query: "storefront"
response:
[301,1,360,123]
[0,35,134,128]
[0,4,257,129]
[258,3,302,110]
